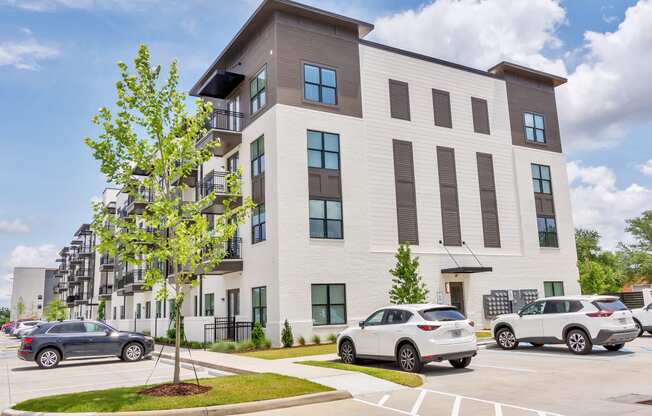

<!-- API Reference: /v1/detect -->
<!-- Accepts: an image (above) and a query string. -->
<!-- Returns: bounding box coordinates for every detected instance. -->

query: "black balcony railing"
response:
[203,237,242,260]
[100,253,113,266]
[75,268,92,278]
[126,189,153,206]
[99,284,113,295]
[205,109,244,133]
[200,171,235,197]
[125,269,145,285]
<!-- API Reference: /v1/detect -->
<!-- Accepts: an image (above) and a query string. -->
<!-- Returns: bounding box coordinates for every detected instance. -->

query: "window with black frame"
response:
[250,66,267,114]
[252,204,266,243]
[307,130,339,170]
[145,301,151,319]
[309,200,342,239]
[532,164,552,194]
[251,136,265,177]
[311,284,346,325]
[304,64,337,105]
[252,286,267,326]
[524,112,545,143]
[204,293,215,316]
[538,216,558,247]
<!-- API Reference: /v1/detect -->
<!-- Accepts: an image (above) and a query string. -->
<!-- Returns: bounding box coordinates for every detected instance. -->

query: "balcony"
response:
[202,237,243,275]
[125,268,146,293]
[171,160,198,187]
[74,267,93,280]
[99,253,114,271]
[99,284,113,300]
[125,188,153,215]
[200,170,242,214]
[197,109,244,157]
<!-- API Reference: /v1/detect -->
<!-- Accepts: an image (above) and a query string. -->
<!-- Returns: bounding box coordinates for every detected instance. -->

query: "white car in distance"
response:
[337,304,477,373]
[632,302,652,336]
[491,295,638,355]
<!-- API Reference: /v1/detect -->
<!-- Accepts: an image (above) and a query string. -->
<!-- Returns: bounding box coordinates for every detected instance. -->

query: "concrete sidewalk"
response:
[155,345,406,396]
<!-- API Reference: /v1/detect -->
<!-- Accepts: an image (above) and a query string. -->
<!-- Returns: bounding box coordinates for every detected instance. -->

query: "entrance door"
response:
[449,282,465,315]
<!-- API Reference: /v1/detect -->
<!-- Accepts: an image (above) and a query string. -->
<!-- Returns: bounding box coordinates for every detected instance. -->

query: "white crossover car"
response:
[491,295,638,355]
[337,304,477,373]
[12,321,44,339]
[632,302,652,337]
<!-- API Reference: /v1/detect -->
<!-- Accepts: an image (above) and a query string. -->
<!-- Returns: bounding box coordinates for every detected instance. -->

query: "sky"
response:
[0,0,651,307]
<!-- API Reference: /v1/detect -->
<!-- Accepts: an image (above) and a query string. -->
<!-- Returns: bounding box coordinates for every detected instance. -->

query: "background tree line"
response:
[576,210,652,294]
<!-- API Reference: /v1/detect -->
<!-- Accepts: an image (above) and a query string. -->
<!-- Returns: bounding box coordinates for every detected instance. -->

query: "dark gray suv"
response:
[17,320,154,368]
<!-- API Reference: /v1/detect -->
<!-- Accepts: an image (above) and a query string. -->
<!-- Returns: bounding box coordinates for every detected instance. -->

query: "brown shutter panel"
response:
[389,80,411,121]
[437,146,462,246]
[432,89,452,128]
[393,140,418,245]
[535,194,555,217]
[252,175,265,204]
[476,153,501,247]
[471,97,490,134]
[308,168,342,199]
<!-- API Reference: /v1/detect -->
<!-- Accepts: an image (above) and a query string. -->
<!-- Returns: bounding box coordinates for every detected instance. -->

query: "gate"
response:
[203,317,253,346]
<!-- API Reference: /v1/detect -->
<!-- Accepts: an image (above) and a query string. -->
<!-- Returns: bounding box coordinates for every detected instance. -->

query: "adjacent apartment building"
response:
[48,0,580,345]
[10,267,57,320]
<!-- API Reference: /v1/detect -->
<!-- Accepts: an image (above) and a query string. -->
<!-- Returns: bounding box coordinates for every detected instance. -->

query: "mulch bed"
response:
[139,383,212,397]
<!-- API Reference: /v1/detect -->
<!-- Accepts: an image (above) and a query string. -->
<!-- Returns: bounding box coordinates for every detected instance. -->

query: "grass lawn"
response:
[239,343,336,359]
[300,360,423,388]
[13,373,332,413]
[476,330,493,339]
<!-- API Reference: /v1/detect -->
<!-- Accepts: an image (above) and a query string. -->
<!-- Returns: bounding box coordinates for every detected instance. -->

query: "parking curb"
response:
[2,390,352,416]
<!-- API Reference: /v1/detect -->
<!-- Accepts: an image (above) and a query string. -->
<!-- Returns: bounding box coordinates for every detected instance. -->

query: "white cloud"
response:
[370,0,567,75]
[558,0,652,152]
[567,161,652,249]
[0,38,60,70]
[3,244,59,269]
[1,0,159,12]
[0,219,30,234]
[638,159,652,176]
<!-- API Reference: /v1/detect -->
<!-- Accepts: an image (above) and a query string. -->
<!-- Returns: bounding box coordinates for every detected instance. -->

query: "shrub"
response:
[166,328,176,339]
[312,334,321,345]
[264,338,272,349]
[328,333,337,343]
[281,319,293,348]
[298,336,306,346]
[209,341,237,353]
[251,322,266,348]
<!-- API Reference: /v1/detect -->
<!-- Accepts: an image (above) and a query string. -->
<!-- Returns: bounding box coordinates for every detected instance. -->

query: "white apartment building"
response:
[10,267,57,320]
[56,0,580,346]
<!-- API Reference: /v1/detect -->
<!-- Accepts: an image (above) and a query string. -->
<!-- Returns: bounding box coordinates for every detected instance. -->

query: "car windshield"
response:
[419,307,465,321]
[594,299,628,311]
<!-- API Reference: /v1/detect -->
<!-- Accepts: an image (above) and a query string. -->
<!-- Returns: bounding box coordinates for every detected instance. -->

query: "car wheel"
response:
[566,329,592,355]
[634,320,643,337]
[449,356,472,369]
[397,343,421,373]
[339,340,357,364]
[530,343,544,347]
[604,344,625,352]
[496,328,519,350]
[122,342,144,362]
[36,348,61,369]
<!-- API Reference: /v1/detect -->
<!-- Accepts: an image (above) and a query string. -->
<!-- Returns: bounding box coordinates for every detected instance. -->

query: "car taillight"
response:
[586,310,613,318]
[417,325,440,331]
[22,337,33,344]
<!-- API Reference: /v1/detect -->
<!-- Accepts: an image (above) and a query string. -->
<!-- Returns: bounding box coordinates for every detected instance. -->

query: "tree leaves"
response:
[389,244,429,304]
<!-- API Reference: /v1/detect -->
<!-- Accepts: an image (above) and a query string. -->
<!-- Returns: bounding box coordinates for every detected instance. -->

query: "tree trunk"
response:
[173,297,181,384]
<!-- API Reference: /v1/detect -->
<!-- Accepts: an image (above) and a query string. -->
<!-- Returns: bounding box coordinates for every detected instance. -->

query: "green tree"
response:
[85,45,254,384]
[97,300,106,321]
[251,322,266,348]
[15,297,25,319]
[389,244,429,304]
[575,229,625,294]
[281,319,293,348]
[620,210,652,282]
[575,228,601,262]
[43,299,68,321]
[0,307,10,325]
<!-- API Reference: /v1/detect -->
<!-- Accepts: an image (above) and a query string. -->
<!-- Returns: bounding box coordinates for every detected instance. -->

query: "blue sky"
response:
[1,0,651,306]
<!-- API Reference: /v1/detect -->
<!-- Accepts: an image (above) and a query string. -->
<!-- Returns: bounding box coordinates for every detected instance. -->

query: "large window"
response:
[531,164,552,194]
[145,301,151,319]
[308,130,339,170]
[204,293,215,316]
[156,300,162,318]
[250,66,267,114]
[538,216,558,247]
[252,204,266,243]
[311,284,346,326]
[544,281,565,297]
[252,286,267,327]
[135,303,141,319]
[251,136,265,177]
[304,64,337,105]
[524,112,545,143]
[309,200,342,239]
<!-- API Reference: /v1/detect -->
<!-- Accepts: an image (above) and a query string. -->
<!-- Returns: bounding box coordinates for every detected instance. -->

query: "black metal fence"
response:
[203,317,253,346]
[205,109,244,132]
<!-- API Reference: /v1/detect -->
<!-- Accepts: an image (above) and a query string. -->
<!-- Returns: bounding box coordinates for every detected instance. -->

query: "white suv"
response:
[632,302,652,336]
[491,295,638,355]
[337,304,477,373]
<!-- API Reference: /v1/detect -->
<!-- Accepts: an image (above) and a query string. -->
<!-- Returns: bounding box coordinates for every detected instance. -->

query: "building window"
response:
[524,112,545,143]
[120,305,125,320]
[252,204,266,244]
[538,216,558,247]
[135,303,141,319]
[304,64,337,105]
[308,130,339,170]
[156,300,162,318]
[204,293,215,316]
[251,136,265,177]
[544,281,565,297]
[309,200,343,239]
[311,284,346,326]
[145,301,151,319]
[252,286,267,327]
[113,306,116,320]
[532,164,552,194]
[193,295,198,316]
[250,66,267,114]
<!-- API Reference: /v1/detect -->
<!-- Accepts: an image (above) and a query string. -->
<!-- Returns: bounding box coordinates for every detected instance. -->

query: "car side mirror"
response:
[358,321,365,329]
[104,329,112,336]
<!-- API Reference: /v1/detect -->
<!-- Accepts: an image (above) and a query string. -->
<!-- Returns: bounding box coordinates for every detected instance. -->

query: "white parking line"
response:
[494,403,503,416]
[410,389,426,415]
[482,348,631,361]
[378,394,390,406]
[451,395,461,416]
[353,398,412,415]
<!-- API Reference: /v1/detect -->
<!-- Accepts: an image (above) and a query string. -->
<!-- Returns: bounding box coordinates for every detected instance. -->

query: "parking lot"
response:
[0,336,228,409]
